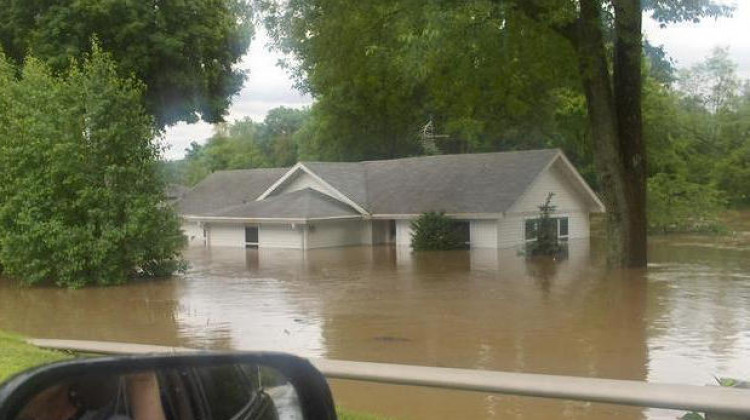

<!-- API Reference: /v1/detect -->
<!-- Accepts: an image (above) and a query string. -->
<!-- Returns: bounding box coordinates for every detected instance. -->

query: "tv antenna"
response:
[420,117,449,155]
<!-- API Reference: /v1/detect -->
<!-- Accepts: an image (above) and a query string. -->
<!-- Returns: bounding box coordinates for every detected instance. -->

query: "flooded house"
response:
[176,149,604,249]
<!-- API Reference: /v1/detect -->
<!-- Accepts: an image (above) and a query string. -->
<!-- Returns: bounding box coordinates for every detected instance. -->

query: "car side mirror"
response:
[0,352,337,420]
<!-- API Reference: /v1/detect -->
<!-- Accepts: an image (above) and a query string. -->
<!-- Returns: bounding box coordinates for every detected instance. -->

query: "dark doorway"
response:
[453,221,471,247]
[245,226,259,248]
[388,220,397,243]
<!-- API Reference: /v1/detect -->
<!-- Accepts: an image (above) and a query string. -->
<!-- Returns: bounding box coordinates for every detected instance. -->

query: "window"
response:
[525,217,569,241]
[525,219,538,241]
[558,217,569,238]
[245,226,259,248]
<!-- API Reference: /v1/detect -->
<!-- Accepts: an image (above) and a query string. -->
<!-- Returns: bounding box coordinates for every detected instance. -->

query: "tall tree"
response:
[261,0,731,267]
[484,0,729,267]
[0,0,253,127]
[0,47,185,287]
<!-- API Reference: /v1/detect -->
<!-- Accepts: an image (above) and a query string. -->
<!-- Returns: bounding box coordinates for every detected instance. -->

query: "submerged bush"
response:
[647,173,727,234]
[410,212,466,251]
[0,46,186,287]
[526,193,567,257]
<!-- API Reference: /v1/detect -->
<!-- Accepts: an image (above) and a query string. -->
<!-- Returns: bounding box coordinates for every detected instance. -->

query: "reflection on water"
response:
[1,226,750,419]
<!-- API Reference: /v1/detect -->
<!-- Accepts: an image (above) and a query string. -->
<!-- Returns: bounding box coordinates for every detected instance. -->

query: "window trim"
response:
[524,215,570,242]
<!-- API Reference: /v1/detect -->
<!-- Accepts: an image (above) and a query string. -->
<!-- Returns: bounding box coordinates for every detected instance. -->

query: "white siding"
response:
[509,161,589,215]
[396,219,413,246]
[494,160,593,249]
[469,220,499,248]
[208,223,245,248]
[565,212,590,240]
[181,221,205,246]
[497,215,525,249]
[360,220,373,245]
[259,224,303,249]
[307,220,363,249]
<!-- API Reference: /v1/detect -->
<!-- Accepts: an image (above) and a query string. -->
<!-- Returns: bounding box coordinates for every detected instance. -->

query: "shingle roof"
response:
[211,188,361,220]
[179,149,565,218]
[165,184,189,200]
[363,149,560,214]
[176,167,289,215]
[300,161,368,209]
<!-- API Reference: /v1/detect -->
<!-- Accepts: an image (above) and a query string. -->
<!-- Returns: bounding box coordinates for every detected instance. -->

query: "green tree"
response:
[0,47,185,287]
[259,107,310,166]
[167,107,311,186]
[0,0,253,127]
[647,173,726,233]
[410,212,466,251]
[679,47,741,113]
[261,0,732,267]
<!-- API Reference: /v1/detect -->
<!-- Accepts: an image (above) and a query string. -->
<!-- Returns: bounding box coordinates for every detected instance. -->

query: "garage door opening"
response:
[245,226,259,248]
[453,221,470,247]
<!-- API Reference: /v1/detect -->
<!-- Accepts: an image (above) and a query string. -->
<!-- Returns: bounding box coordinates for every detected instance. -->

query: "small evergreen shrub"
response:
[526,193,566,257]
[410,212,466,251]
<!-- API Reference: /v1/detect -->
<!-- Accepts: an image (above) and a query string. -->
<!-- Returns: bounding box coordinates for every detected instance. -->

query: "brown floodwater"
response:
[1,215,750,419]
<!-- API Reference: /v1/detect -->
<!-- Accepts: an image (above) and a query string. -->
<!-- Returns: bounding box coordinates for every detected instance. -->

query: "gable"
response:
[257,164,370,215]
[508,159,602,214]
[274,170,339,198]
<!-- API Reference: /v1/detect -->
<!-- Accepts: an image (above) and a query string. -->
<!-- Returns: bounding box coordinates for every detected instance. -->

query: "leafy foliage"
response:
[0,0,253,127]
[410,212,466,251]
[647,174,726,234]
[259,0,583,161]
[680,376,749,420]
[0,47,186,288]
[165,107,311,185]
[260,0,734,266]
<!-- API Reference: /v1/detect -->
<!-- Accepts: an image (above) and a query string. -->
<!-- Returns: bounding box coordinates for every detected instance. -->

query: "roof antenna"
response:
[420,116,448,155]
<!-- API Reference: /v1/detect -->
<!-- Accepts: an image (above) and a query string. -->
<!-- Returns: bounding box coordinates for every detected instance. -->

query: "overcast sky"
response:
[162,4,749,160]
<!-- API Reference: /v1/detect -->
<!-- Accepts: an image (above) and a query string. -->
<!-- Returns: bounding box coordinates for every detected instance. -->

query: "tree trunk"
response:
[613,0,648,267]
[575,0,647,267]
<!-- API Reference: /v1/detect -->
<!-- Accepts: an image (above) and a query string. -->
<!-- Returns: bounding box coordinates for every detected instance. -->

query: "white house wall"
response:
[181,221,205,246]
[469,220,499,248]
[509,160,589,215]
[259,224,304,249]
[360,220,374,245]
[497,215,525,249]
[395,220,413,246]
[307,220,364,249]
[565,212,590,239]
[208,223,245,248]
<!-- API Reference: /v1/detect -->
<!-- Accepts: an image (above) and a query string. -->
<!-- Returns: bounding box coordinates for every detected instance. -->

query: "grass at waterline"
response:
[0,331,71,382]
[337,407,396,420]
[0,331,395,419]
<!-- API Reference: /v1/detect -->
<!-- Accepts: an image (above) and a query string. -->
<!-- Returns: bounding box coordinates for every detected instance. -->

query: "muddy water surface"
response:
[2,217,750,419]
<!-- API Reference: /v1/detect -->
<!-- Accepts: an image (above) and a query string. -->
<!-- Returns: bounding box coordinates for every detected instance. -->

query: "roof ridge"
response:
[359,148,559,164]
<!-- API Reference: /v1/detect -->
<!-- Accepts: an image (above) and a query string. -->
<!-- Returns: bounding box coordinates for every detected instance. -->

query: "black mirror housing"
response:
[0,352,337,420]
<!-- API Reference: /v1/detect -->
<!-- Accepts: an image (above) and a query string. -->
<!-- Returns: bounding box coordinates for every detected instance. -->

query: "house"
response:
[176,149,605,250]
